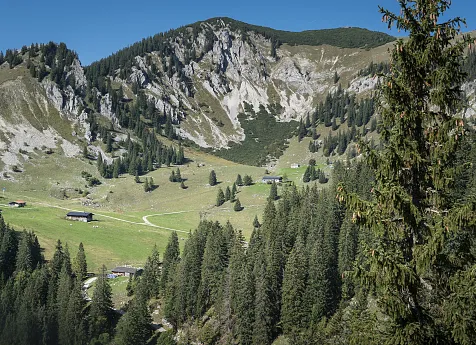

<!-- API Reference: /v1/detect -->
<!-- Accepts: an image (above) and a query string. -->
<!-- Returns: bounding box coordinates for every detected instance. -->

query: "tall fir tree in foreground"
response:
[338,1,476,344]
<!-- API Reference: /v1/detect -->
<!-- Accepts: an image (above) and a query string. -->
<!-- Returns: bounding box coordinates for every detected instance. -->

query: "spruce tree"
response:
[160,232,180,291]
[268,181,278,201]
[243,175,253,186]
[57,263,72,345]
[114,293,152,345]
[338,2,475,343]
[281,236,308,341]
[90,265,113,339]
[209,170,217,186]
[231,183,237,201]
[225,186,231,201]
[235,174,243,186]
[303,166,311,183]
[216,188,225,207]
[15,230,34,273]
[140,245,161,299]
[65,279,87,345]
[72,242,87,280]
[253,215,260,229]
[234,198,242,212]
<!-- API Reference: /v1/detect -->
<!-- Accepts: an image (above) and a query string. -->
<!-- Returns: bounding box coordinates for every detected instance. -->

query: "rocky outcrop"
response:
[104,21,394,148]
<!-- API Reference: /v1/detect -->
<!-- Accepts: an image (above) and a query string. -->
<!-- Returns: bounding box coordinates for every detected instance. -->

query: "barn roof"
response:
[111,266,141,274]
[66,212,93,217]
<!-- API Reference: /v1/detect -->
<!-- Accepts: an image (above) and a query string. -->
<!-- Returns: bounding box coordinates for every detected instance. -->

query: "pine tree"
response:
[114,293,152,345]
[243,175,253,186]
[90,265,113,339]
[169,170,175,182]
[236,174,243,186]
[268,181,278,201]
[57,263,72,345]
[281,236,308,341]
[140,245,161,299]
[234,198,242,211]
[209,170,217,186]
[225,186,231,201]
[338,2,475,343]
[253,215,260,229]
[160,232,180,291]
[65,279,87,345]
[175,168,182,182]
[252,257,271,345]
[231,183,237,201]
[303,166,311,183]
[15,230,34,273]
[197,223,227,313]
[72,242,87,280]
[216,188,225,207]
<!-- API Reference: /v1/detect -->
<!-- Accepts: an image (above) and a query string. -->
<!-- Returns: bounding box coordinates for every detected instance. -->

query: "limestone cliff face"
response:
[105,20,394,148]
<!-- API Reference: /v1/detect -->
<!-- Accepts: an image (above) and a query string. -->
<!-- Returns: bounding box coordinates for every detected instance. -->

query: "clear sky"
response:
[1,0,475,66]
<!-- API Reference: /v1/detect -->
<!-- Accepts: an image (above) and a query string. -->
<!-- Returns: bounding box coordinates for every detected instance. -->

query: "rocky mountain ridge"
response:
[1,18,475,175]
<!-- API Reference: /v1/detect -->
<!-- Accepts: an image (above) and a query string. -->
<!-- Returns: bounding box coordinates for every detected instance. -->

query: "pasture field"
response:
[0,136,328,271]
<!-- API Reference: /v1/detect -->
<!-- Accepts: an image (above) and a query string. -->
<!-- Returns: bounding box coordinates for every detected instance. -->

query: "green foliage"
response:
[281,236,308,340]
[206,17,395,49]
[358,60,390,77]
[243,174,253,186]
[72,242,87,280]
[231,183,237,202]
[90,265,114,339]
[234,198,242,212]
[209,170,217,186]
[225,186,231,201]
[216,188,225,207]
[338,2,476,343]
[114,294,152,345]
[214,107,296,166]
[268,181,278,201]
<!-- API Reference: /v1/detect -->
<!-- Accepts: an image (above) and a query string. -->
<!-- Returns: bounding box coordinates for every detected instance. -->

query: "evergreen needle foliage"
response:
[338,1,476,343]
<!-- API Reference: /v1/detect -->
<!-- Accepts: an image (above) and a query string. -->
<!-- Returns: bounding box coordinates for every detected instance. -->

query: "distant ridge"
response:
[200,17,396,49]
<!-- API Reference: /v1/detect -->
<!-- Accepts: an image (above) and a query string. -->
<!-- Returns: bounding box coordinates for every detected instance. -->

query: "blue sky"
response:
[1,0,475,65]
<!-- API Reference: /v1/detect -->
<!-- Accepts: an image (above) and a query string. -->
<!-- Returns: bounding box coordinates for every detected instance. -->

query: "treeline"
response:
[298,86,377,156]
[0,214,115,345]
[0,211,170,345]
[155,160,374,344]
[211,17,396,49]
[96,131,185,179]
[357,60,390,77]
[0,158,373,345]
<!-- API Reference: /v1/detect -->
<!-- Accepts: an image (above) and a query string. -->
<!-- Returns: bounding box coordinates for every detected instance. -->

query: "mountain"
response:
[1,18,475,176]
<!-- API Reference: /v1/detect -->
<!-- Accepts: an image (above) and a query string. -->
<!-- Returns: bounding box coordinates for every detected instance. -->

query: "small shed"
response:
[111,266,143,277]
[9,200,26,207]
[261,176,283,184]
[66,211,94,222]
[291,163,301,168]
